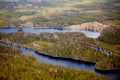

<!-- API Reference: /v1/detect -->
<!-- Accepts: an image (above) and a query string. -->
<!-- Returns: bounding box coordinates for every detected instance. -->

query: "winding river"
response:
[0,27,120,80]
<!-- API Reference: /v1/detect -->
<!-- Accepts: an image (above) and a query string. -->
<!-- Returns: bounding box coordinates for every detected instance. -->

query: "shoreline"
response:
[0,26,17,29]
[0,40,120,72]
[0,26,64,30]
[34,50,96,65]
[0,26,100,32]
[0,41,96,64]
[95,67,120,72]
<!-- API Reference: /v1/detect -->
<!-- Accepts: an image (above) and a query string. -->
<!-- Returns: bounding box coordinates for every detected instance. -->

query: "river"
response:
[0,27,120,80]
[0,41,120,80]
[0,27,100,38]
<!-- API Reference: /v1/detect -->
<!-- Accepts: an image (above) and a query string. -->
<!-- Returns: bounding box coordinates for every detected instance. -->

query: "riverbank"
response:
[1,40,120,72]
[0,31,119,72]
[95,67,120,72]
[0,41,96,65]
[0,26,63,30]
[0,21,109,32]
[0,44,109,80]
[25,44,120,72]
[0,27,100,38]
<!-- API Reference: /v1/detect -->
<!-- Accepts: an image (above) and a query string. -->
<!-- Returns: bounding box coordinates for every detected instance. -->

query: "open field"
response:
[0,0,119,27]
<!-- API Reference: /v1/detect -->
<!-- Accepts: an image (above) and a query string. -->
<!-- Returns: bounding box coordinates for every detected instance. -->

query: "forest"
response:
[0,44,109,80]
[0,25,120,70]
[0,0,120,79]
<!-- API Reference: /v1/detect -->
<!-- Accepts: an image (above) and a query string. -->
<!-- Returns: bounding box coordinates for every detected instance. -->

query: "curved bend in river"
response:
[0,42,120,80]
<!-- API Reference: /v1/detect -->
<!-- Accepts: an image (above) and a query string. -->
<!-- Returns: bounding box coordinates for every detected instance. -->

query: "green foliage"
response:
[7,32,39,44]
[0,44,21,55]
[35,33,106,63]
[42,41,107,62]
[3,32,107,63]
[95,25,120,55]
[40,0,64,7]
[0,0,119,27]
[104,20,120,25]
[96,41,120,55]
[0,44,109,80]
[98,25,120,45]
[0,32,6,39]
[95,55,120,70]
[0,32,119,70]
[32,16,49,22]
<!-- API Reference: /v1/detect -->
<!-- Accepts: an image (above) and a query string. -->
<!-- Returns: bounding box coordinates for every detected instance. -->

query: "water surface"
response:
[0,42,120,80]
[0,27,100,38]
[0,27,119,80]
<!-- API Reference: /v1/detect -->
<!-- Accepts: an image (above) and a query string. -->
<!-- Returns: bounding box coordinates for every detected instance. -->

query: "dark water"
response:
[0,42,120,80]
[0,27,100,38]
[0,27,120,80]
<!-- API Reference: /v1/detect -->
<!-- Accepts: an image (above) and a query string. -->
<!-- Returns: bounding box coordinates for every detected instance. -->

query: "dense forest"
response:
[97,25,120,54]
[98,25,120,45]
[0,31,120,70]
[0,0,120,79]
[0,44,109,80]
